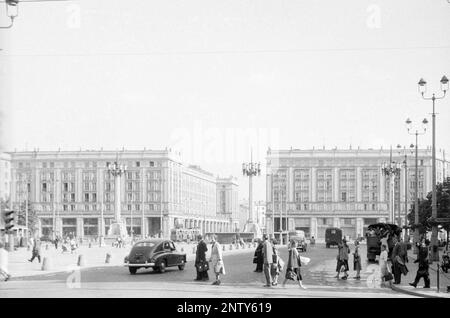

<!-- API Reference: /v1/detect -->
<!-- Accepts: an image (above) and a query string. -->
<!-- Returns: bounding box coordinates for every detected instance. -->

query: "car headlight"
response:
[124,256,129,263]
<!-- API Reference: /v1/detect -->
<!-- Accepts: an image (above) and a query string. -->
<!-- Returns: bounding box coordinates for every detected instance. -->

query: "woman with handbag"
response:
[282,240,306,289]
[194,234,209,281]
[209,235,225,285]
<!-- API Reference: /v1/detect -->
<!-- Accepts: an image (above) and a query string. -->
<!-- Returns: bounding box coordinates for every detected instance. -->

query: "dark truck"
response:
[366,223,402,262]
[325,227,342,248]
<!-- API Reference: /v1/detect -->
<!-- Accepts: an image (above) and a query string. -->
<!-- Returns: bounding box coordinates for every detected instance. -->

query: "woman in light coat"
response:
[282,240,306,289]
[209,235,225,285]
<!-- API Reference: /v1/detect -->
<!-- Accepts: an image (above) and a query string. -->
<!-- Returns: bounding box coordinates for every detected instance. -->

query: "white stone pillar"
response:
[356,167,362,202]
[380,169,385,202]
[333,217,340,228]
[77,217,84,238]
[356,217,364,238]
[333,168,339,202]
[311,168,317,202]
[310,217,317,238]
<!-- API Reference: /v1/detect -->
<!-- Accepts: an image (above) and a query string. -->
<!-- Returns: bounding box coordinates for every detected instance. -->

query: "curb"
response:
[390,284,444,298]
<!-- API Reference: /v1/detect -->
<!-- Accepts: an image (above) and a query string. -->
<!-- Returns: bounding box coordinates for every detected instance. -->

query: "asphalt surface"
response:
[0,243,416,297]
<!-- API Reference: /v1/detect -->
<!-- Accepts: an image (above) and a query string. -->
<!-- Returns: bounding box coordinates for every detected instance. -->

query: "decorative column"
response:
[242,151,262,238]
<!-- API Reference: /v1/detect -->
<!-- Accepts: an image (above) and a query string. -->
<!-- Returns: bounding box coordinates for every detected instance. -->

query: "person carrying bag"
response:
[282,240,306,289]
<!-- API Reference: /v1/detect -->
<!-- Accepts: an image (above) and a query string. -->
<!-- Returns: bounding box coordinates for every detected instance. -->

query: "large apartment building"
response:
[266,147,449,240]
[7,149,240,239]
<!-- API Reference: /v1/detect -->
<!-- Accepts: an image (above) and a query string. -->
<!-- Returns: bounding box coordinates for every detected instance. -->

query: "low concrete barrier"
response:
[41,257,53,271]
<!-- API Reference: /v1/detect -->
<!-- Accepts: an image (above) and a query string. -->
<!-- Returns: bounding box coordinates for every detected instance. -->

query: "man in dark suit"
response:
[391,236,409,284]
[194,234,209,281]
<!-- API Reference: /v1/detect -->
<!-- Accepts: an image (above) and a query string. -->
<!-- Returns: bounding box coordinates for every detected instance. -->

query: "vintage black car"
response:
[124,239,187,274]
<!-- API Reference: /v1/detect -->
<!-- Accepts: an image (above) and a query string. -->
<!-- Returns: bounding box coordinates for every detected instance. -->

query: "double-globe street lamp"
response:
[406,117,428,254]
[418,75,448,261]
[381,148,402,225]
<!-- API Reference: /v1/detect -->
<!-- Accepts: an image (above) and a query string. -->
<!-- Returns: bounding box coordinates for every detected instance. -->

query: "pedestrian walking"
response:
[0,242,11,282]
[194,234,209,281]
[391,236,408,284]
[379,244,393,287]
[282,240,306,289]
[270,239,284,286]
[261,234,273,287]
[409,240,431,288]
[353,240,362,279]
[70,238,77,254]
[29,237,41,263]
[335,238,350,279]
[209,235,225,285]
[54,236,60,250]
[253,239,264,272]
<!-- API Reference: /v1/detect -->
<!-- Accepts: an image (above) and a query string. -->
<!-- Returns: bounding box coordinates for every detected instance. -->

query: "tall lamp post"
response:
[242,153,262,237]
[418,75,448,261]
[396,144,415,235]
[382,147,402,225]
[406,117,428,254]
[106,160,128,238]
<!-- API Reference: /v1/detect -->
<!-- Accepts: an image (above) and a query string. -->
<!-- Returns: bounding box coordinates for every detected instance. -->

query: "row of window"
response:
[18,160,162,169]
[46,203,163,212]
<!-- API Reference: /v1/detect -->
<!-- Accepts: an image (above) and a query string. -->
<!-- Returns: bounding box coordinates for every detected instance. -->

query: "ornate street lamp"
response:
[396,143,415,236]
[381,147,402,225]
[418,76,447,261]
[406,117,428,254]
[106,160,128,239]
[242,151,262,238]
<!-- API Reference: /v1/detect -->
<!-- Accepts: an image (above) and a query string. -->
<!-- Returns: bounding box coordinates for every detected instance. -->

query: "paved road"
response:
[0,243,415,297]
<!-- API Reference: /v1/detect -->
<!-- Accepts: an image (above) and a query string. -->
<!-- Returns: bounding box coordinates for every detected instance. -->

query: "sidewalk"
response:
[390,248,450,298]
[4,241,258,278]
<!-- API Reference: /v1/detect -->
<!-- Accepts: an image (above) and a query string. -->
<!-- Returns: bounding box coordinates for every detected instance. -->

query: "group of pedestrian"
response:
[194,234,225,285]
[254,235,306,288]
[335,238,362,280]
[194,233,307,289]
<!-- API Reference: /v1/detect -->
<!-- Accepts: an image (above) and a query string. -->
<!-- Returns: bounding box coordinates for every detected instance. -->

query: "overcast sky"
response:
[1,0,450,201]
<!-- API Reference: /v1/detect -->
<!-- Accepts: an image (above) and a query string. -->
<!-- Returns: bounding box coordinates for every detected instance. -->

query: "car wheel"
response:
[178,264,185,270]
[326,244,329,248]
[129,267,137,275]
[159,260,166,273]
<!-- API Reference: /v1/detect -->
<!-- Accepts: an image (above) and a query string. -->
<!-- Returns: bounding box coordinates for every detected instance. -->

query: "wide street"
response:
[0,243,415,298]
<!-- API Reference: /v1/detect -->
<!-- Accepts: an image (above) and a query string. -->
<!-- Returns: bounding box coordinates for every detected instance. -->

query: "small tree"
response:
[407,181,450,241]
[16,201,39,236]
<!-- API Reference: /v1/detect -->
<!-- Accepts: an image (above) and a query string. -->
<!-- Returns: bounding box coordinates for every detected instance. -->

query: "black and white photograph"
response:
[0,0,450,304]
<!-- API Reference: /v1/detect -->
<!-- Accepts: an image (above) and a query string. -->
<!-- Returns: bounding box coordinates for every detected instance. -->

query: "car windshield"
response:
[134,242,156,248]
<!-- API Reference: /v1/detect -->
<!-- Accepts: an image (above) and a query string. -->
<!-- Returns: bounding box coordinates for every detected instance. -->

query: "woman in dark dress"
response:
[253,239,264,272]
[195,235,209,281]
